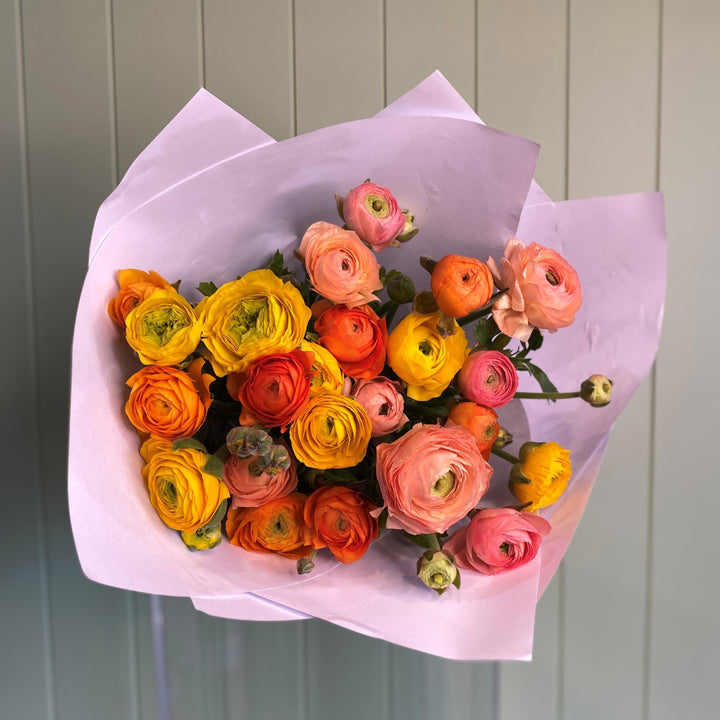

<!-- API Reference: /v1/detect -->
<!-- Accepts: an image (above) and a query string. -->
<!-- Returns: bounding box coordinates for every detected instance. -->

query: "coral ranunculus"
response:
[430,255,494,318]
[443,508,551,575]
[108,269,175,326]
[510,441,572,511]
[315,304,387,380]
[304,486,378,563]
[488,238,582,341]
[223,453,298,508]
[446,402,499,459]
[125,357,213,440]
[350,377,408,437]
[342,182,406,251]
[457,350,518,408]
[375,424,492,535]
[387,312,468,401]
[225,493,314,559]
[298,221,382,307]
[227,349,313,430]
[196,269,311,376]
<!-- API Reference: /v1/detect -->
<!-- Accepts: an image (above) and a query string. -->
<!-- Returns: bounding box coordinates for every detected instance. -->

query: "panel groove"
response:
[15,2,57,718]
[197,0,206,87]
[291,0,297,136]
[106,0,119,187]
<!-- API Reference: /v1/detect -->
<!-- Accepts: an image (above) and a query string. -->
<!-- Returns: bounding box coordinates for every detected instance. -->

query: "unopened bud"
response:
[435,313,458,339]
[580,374,613,407]
[493,426,514,448]
[413,291,439,314]
[181,522,222,551]
[416,549,460,595]
[397,210,418,243]
[226,426,272,458]
[386,273,416,304]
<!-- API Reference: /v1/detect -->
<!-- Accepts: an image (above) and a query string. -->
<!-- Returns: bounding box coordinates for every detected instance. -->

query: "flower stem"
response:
[513,390,580,400]
[457,289,508,326]
[385,302,399,328]
[424,534,442,552]
[491,446,521,464]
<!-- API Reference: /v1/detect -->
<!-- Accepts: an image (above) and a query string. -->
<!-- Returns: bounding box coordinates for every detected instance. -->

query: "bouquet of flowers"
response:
[69,73,666,659]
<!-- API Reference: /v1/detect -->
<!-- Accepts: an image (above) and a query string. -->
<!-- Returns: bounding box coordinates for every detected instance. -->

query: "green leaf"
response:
[202,454,226,480]
[524,362,559,395]
[473,317,499,347]
[267,250,286,278]
[196,281,218,297]
[527,327,544,351]
[213,445,230,464]
[206,498,229,527]
[489,333,511,351]
[171,279,182,291]
[377,508,388,534]
[452,570,461,589]
[172,438,208,453]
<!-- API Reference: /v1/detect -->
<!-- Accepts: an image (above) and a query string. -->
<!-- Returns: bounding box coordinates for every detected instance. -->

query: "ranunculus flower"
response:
[304,486,378,563]
[430,255,494,318]
[443,508,551,575]
[142,446,230,533]
[125,357,213,440]
[342,182,406,251]
[225,493,314,559]
[446,402,499,459]
[300,340,345,396]
[125,289,202,366]
[487,238,582,341]
[416,549,459,594]
[223,453,298,508]
[298,221,382,307]
[315,304,387,380]
[510,441,571,512]
[387,312,468,401]
[196,269,311,376]
[350,377,408,437]
[375,424,492,535]
[226,349,313,430]
[457,350,518,408]
[108,269,175,326]
[289,394,372,469]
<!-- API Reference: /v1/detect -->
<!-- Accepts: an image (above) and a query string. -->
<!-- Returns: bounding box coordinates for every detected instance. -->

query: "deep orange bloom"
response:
[430,255,494,318]
[446,402,499,460]
[108,269,174,326]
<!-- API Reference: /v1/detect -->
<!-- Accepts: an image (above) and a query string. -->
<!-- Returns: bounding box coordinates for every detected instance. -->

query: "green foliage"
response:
[196,281,218,297]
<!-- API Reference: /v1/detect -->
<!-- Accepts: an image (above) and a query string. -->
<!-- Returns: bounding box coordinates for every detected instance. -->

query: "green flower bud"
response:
[416,549,460,595]
[397,210,418,243]
[181,522,222,551]
[435,313,458,339]
[226,426,273,458]
[386,273,416,304]
[580,374,613,407]
[412,291,439,314]
[493,426,514,448]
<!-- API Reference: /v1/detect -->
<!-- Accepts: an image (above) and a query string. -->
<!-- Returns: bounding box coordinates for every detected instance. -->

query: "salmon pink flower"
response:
[457,350,518,408]
[350,377,408,437]
[342,182,406,251]
[223,453,298,508]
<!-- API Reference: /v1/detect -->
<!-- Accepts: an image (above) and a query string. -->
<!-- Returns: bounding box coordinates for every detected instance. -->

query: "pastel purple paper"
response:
[69,73,666,659]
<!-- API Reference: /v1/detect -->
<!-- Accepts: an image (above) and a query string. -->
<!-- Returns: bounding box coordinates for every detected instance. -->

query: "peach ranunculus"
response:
[226,349,313,430]
[487,238,582,341]
[350,377,408,437]
[225,493,314,559]
[223,452,298,508]
[457,350,519,408]
[430,255,494,318]
[342,182,406,251]
[375,424,492,535]
[314,304,387,380]
[108,269,175,326]
[125,357,213,440]
[443,508,551,575]
[446,402,499,459]
[298,221,382,307]
[304,486,379,563]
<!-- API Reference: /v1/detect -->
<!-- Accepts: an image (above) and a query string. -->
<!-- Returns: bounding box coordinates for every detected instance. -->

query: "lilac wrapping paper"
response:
[69,73,666,660]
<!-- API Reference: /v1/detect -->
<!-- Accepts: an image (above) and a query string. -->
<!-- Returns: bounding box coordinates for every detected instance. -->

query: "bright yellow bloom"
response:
[387,312,468,401]
[290,394,371,469]
[301,340,345,396]
[125,290,201,366]
[196,269,311,376]
[142,447,230,533]
[510,441,571,511]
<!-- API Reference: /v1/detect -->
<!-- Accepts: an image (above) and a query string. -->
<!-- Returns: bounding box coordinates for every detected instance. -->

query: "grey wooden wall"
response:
[2,1,718,719]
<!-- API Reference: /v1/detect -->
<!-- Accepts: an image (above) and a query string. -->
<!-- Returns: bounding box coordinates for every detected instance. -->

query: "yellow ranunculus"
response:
[509,441,571,511]
[142,447,230,533]
[301,340,345,396]
[196,269,311,376]
[386,312,468,401]
[125,290,201,366]
[290,394,371,469]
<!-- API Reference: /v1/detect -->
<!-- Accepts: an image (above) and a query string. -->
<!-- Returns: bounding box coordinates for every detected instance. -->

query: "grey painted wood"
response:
[650,2,720,718]
[562,2,660,718]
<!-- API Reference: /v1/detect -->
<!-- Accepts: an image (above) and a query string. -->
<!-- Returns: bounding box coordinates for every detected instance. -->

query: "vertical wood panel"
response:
[204,0,295,140]
[650,2,720,718]
[0,2,51,718]
[20,1,138,718]
[294,0,384,133]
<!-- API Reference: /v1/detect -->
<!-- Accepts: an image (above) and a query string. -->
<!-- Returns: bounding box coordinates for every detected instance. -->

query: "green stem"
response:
[375,300,397,318]
[491,446,521,464]
[424,534,442,552]
[457,289,508,326]
[513,390,580,400]
[384,302,399,328]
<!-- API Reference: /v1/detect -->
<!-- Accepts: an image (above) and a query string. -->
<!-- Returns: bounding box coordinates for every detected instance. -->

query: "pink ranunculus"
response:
[342,182,406,251]
[487,238,582,341]
[350,377,409,437]
[374,424,492,535]
[443,508,550,575]
[457,350,518,408]
[298,221,383,307]
[223,454,298,508]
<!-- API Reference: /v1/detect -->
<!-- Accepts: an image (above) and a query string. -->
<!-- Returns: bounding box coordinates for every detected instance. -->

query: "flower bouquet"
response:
[69,72,666,660]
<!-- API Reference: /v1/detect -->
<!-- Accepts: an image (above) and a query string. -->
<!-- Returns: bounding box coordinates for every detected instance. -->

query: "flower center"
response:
[499,542,510,554]
[228,296,270,344]
[545,269,560,286]
[141,306,190,346]
[431,471,455,498]
[366,194,389,217]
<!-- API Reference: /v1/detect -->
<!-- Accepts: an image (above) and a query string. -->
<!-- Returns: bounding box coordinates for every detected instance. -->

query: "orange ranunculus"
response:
[108,269,175,326]
[225,493,314,559]
[446,402,499,460]
[510,441,571,512]
[226,349,313,430]
[125,357,213,440]
[304,486,378,563]
[430,255,494,318]
[314,304,387,379]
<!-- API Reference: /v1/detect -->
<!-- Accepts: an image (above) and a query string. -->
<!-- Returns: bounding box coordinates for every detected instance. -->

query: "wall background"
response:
[2,1,718,718]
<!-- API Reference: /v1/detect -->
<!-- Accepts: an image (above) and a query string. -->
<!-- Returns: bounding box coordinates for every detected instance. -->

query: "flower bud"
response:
[386,273,416,304]
[226,426,273,458]
[396,210,418,243]
[493,426,513,448]
[416,549,460,595]
[181,523,223,551]
[580,374,613,407]
[436,313,459,339]
[297,556,316,575]
[412,291,439,314]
